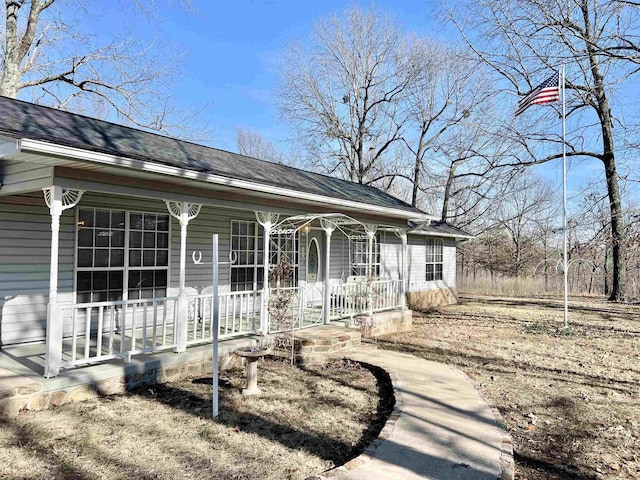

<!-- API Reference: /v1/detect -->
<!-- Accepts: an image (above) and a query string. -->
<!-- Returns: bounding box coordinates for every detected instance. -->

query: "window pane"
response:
[156,215,169,231]
[143,250,155,266]
[130,213,143,230]
[77,292,91,304]
[111,249,124,267]
[155,287,166,298]
[95,210,110,228]
[77,272,92,292]
[144,213,156,230]
[111,230,124,247]
[108,291,122,301]
[129,250,141,267]
[140,288,154,299]
[155,270,167,287]
[78,229,93,247]
[239,222,247,235]
[128,271,141,288]
[93,291,108,302]
[78,249,93,267]
[129,289,140,300]
[93,271,107,290]
[109,271,123,290]
[143,232,155,248]
[156,250,168,266]
[130,231,142,248]
[141,270,154,288]
[157,233,168,248]
[111,211,125,229]
[95,229,110,247]
[78,209,94,228]
[95,250,109,267]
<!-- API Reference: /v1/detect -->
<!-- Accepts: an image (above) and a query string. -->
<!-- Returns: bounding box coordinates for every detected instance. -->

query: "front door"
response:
[304,231,324,325]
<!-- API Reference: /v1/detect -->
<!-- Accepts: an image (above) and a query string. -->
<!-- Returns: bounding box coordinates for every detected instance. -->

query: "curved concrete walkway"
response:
[317,346,514,480]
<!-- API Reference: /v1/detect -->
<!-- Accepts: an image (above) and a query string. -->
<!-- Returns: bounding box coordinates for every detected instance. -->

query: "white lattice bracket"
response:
[43,187,84,213]
[255,211,280,231]
[165,200,202,223]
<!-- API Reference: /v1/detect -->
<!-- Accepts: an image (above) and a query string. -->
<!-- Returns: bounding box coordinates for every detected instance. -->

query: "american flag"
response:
[515,72,560,116]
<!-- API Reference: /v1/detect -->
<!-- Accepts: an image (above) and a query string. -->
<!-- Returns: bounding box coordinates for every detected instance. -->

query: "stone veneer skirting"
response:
[0,339,253,418]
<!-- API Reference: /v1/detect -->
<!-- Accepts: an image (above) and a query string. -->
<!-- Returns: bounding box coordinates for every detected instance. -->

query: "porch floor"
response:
[0,335,258,394]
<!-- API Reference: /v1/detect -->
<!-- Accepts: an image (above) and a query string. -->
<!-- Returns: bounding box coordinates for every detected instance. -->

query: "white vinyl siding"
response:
[407,235,456,293]
[0,194,73,345]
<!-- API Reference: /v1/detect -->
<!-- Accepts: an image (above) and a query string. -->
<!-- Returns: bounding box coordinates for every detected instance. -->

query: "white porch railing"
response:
[329,278,403,320]
[187,290,261,345]
[60,297,179,368]
[56,279,401,370]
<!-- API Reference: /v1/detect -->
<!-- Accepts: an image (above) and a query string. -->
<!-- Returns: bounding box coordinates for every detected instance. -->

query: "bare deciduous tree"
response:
[277,6,418,185]
[449,0,640,301]
[1,0,206,137]
[236,126,288,165]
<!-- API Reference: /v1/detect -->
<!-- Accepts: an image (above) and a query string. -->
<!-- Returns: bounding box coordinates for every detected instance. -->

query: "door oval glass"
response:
[307,237,319,284]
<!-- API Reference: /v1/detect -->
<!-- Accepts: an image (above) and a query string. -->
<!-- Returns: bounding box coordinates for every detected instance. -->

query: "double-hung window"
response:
[425,238,443,281]
[230,220,299,291]
[230,220,264,292]
[349,235,381,277]
[76,208,170,303]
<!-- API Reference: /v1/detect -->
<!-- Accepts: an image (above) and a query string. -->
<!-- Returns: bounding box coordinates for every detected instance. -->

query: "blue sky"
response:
[138,0,443,152]
[84,1,636,208]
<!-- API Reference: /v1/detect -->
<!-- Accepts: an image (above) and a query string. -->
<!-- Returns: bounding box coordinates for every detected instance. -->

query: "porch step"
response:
[289,326,362,365]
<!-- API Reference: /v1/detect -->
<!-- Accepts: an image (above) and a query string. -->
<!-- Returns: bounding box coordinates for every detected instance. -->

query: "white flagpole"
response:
[561,65,569,329]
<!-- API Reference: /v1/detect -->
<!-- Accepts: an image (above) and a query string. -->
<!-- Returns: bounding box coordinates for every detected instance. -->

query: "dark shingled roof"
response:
[408,220,473,239]
[0,96,427,216]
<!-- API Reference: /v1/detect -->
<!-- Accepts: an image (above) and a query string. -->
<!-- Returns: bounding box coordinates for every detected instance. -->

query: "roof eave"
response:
[17,138,435,221]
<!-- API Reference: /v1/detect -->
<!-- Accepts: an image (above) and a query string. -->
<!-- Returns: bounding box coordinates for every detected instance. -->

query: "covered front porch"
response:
[38,187,410,378]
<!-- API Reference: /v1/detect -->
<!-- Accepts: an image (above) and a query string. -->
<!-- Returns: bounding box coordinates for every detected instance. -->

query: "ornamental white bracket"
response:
[42,187,84,211]
[364,223,378,238]
[319,218,336,235]
[255,211,280,230]
[165,201,202,223]
[393,227,408,240]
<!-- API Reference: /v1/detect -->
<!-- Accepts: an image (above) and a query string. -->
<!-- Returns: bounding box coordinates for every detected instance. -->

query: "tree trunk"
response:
[581,1,626,301]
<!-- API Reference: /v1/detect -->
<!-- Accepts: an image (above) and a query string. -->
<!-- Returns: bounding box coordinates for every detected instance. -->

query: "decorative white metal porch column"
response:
[394,228,408,309]
[256,211,279,333]
[43,186,84,378]
[166,201,202,352]
[364,224,377,316]
[320,219,336,325]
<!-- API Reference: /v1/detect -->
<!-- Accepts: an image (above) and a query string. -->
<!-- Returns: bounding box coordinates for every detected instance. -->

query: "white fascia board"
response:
[18,138,436,221]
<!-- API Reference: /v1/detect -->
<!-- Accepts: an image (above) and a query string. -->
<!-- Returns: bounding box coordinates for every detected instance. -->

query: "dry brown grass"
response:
[380,294,640,480]
[0,358,393,480]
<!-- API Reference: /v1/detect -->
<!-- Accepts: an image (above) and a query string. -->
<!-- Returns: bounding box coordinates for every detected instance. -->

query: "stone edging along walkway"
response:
[308,347,515,480]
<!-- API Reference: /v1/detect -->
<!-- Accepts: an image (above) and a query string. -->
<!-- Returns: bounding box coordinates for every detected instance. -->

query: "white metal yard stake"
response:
[561,64,569,330]
[212,234,220,418]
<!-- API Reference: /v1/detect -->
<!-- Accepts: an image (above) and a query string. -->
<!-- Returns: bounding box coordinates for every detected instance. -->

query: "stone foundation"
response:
[290,326,362,366]
[408,287,458,311]
[356,309,412,339]
[0,347,245,418]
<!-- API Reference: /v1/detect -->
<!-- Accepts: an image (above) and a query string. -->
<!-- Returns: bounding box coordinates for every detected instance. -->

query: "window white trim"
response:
[349,234,381,277]
[74,206,172,303]
[425,237,443,282]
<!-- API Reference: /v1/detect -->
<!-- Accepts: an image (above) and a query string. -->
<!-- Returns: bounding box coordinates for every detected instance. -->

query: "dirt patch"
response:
[0,358,393,480]
[380,294,640,480]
